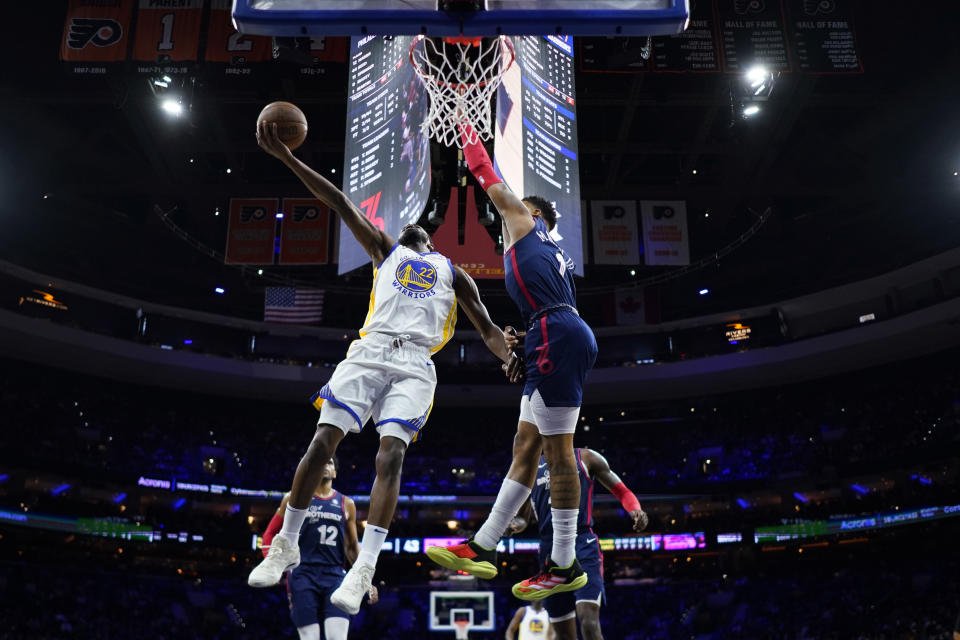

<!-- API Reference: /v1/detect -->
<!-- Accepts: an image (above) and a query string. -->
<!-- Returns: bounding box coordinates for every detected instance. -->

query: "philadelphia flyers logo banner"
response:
[225,198,279,265]
[279,199,330,265]
[60,0,134,70]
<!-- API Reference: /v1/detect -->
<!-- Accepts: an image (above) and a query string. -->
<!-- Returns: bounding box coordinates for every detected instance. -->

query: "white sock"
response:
[324,617,350,640]
[550,508,578,567]
[474,478,531,550]
[358,524,388,567]
[280,504,307,544]
[296,624,320,640]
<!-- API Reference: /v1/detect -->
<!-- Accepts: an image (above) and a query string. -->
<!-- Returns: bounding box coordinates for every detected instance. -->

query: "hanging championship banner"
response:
[132,0,204,74]
[640,200,690,266]
[653,0,720,73]
[60,0,134,74]
[431,186,504,280]
[590,200,640,265]
[205,0,271,72]
[224,198,278,265]
[297,36,350,77]
[279,198,330,265]
[615,285,646,326]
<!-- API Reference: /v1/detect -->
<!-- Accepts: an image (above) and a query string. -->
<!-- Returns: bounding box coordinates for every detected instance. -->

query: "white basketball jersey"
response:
[518,606,550,640]
[359,244,458,354]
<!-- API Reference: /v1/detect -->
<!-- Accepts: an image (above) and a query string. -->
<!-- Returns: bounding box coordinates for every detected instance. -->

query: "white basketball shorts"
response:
[518,389,581,436]
[311,333,437,446]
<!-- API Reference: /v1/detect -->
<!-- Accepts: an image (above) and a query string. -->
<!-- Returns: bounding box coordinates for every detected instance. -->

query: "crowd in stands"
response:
[2,523,958,639]
[1,351,957,499]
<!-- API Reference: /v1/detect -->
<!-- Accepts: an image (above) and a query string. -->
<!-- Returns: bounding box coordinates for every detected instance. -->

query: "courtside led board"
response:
[232,0,689,37]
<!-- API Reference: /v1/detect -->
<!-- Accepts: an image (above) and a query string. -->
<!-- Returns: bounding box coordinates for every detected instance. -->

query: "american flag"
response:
[264,287,324,324]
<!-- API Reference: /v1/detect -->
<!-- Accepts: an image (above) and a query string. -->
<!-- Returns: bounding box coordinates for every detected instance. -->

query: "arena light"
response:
[51,483,71,496]
[736,498,750,509]
[793,492,808,503]
[745,65,768,87]
[742,104,760,117]
[161,98,183,117]
[214,287,225,294]
[698,288,709,295]
[172,498,187,510]
[113,492,127,503]
[850,484,868,495]
[183,339,193,345]
[0,474,8,483]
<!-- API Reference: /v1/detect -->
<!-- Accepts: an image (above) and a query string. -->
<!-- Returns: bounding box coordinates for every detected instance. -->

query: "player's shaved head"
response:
[399,223,434,251]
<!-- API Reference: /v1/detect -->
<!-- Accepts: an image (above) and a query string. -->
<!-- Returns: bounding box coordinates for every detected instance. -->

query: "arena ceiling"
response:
[1,1,958,324]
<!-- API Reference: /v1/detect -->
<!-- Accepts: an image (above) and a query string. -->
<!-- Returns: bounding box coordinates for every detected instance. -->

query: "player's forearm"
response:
[610,481,641,512]
[482,326,512,364]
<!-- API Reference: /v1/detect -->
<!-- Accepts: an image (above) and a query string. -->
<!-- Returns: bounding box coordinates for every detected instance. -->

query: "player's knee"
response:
[512,424,541,462]
[311,424,342,456]
[581,618,603,640]
[375,438,406,478]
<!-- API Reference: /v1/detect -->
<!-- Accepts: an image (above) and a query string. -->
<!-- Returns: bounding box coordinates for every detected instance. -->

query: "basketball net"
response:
[409,35,515,148]
[453,620,470,640]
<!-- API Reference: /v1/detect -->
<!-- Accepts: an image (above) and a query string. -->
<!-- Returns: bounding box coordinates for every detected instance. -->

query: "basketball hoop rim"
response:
[408,34,516,91]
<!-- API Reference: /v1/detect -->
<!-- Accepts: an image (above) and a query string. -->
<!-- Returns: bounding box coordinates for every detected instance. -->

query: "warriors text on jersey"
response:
[297,491,347,572]
[360,244,457,353]
[531,449,595,539]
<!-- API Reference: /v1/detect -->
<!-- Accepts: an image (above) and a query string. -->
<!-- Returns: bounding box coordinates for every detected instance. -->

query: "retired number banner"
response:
[640,200,690,266]
[132,0,204,70]
[224,198,278,265]
[279,199,330,265]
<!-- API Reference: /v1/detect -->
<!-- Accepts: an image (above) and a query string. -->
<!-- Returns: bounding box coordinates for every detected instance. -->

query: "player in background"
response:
[505,600,554,640]
[511,448,647,640]
[248,122,517,615]
[427,124,598,600]
[259,456,378,640]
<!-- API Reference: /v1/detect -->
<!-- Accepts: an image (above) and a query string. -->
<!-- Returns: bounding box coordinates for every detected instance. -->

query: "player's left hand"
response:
[631,509,649,532]
[503,352,525,383]
[367,585,379,605]
[256,121,294,161]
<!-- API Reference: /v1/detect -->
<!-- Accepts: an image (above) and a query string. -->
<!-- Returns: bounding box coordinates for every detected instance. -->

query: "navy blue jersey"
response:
[504,218,578,324]
[298,491,347,570]
[530,449,595,539]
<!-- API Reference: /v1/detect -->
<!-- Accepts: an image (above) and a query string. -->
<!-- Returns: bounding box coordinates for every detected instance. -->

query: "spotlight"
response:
[226,168,232,174]
[275,212,284,219]
[629,269,636,276]
[257,269,263,275]
[745,65,768,87]
[698,288,709,296]
[742,105,760,117]
[215,287,225,294]
[161,99,183,117]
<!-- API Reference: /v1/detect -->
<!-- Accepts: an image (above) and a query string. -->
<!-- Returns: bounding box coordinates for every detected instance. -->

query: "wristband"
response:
[460,123,503,191]
[261,511,284,557]
[611,481,641,513]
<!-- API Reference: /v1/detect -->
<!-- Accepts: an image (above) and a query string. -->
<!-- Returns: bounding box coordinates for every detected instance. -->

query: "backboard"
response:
[429,591,495,633]
[232,0,690,37]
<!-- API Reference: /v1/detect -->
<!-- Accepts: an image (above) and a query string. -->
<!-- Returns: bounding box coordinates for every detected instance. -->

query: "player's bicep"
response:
[582,449,623,489]
[487,183,535,240]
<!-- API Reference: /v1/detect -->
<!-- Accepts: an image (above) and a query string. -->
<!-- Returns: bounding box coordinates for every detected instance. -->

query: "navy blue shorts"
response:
[287,565,350,627]
[540,532,605,621]
[523,310,597,407]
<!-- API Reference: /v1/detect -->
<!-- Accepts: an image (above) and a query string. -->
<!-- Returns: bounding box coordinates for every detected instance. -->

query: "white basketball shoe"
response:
[330,561,375,615]
[247,535,300,587]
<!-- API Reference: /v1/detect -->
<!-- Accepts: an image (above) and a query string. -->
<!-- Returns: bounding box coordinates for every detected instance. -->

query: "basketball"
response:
[257,101,308,150]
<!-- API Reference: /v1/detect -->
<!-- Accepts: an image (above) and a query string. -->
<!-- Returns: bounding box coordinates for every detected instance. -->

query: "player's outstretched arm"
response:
[343,496,360,567]
[453,266,513,366]
[505,607,525,640]
[580,448,649,532]
[257,121,394,264]
[459,125,535,246]
[261,492,291,557]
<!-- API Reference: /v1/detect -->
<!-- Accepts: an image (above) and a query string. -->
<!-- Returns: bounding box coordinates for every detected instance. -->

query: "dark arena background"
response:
[2,1,960,639]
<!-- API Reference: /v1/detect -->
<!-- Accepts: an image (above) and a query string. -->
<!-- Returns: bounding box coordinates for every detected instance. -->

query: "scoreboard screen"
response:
[339,35,432,274]
[495,35,584,275]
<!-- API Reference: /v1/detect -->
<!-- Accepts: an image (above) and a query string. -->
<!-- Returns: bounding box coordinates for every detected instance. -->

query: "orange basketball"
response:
[257,101,308,150]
